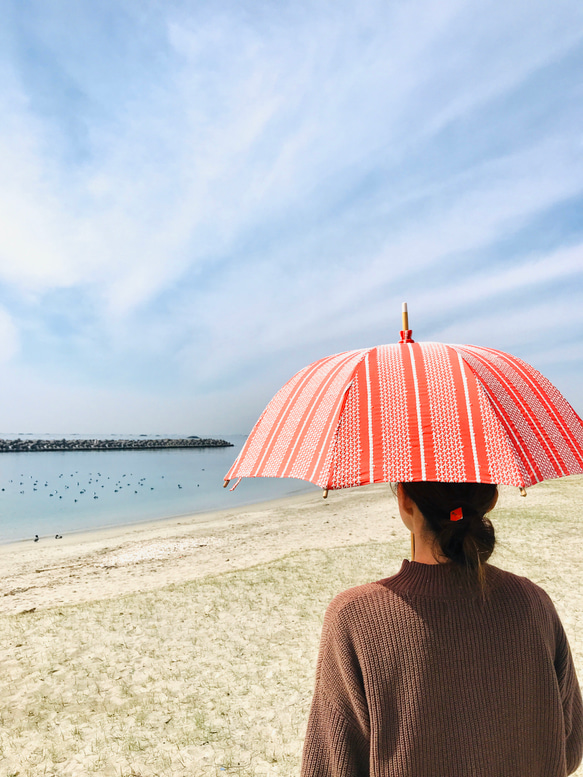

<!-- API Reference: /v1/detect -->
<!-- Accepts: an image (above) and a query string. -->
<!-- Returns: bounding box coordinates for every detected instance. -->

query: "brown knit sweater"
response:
[301,560,583,777]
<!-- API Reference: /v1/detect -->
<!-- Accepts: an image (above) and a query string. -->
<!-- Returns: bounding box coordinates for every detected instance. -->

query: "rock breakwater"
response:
[0,438,233,453]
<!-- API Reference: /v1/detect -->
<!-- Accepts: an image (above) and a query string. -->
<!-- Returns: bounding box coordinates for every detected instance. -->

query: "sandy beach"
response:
[1,478,583,776]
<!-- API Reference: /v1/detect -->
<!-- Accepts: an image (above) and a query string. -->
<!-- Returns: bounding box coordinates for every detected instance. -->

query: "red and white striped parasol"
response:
[224,306,583,494]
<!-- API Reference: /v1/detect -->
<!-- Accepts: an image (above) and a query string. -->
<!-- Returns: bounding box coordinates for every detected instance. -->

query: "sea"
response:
[0,434,318,544]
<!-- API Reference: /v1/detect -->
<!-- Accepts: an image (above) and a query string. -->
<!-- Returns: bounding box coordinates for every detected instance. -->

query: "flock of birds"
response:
[0,468,206,542]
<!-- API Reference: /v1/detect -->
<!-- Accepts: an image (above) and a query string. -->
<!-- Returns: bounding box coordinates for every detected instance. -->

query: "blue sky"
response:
[0,0,582,435]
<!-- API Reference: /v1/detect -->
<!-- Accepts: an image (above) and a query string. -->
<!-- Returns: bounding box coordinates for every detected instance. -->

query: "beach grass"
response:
[1,478,582,776]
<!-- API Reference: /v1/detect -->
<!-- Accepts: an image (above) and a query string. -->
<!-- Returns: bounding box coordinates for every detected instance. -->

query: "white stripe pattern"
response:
[457,352,481,483]
[225,340,583,490]
[408,345,426,480]
[365,352,374,484]
[305,352,366,483]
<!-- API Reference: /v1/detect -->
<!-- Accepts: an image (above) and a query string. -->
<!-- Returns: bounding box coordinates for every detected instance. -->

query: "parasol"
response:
[225,305,583,501]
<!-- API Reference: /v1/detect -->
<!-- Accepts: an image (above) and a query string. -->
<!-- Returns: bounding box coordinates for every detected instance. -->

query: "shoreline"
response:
[0,480,317,547]
[2,476,582,618]
[4,472,579,549]
[0,483,402,615]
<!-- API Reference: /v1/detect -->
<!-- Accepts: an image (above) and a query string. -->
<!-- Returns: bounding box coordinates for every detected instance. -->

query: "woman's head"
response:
[398,481,498,583]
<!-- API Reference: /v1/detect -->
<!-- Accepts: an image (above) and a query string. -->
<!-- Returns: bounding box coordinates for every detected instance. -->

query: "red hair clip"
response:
[450,507,463,522]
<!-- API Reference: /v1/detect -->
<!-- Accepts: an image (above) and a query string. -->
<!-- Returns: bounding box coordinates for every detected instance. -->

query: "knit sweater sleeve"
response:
[301,595,370,777]
[553,610,583,774]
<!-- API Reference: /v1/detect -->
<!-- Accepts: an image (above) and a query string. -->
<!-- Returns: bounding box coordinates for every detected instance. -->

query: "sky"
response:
[0,0,582,436]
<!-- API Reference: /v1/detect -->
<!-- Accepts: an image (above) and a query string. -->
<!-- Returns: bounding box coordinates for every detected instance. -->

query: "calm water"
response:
[0,434,318,543]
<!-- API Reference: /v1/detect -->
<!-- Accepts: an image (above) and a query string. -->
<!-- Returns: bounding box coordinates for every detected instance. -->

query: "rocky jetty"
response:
[0,437,233,453]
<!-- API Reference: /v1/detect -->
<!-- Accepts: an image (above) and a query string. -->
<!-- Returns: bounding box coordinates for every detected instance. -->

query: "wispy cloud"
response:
[0,0,582,432]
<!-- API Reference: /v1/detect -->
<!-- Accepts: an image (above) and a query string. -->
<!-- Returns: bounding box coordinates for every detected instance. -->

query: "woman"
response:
[301,482,583,776]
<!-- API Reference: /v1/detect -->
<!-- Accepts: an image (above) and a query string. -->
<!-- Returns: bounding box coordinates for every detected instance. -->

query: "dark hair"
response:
[400,481,497,587]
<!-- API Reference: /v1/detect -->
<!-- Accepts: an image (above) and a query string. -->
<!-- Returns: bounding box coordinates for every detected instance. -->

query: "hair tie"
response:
[450,507,463,522]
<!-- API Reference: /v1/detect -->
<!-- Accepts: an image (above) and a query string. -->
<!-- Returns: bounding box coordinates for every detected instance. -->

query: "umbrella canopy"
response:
[225,328,583,491]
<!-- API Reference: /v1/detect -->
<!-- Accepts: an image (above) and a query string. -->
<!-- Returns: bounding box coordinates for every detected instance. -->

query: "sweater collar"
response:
[381,559,487,600]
